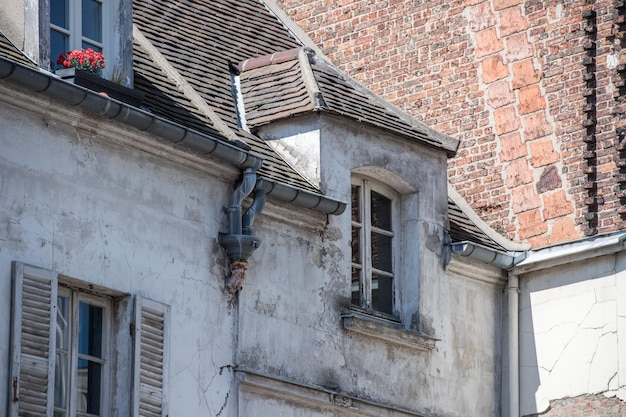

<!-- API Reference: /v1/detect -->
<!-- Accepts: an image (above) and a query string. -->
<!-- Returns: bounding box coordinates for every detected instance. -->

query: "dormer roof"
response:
[237,47,459,156]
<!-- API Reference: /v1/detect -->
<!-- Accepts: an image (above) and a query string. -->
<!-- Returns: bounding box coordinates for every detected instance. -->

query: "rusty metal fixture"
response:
[226,261,248,293]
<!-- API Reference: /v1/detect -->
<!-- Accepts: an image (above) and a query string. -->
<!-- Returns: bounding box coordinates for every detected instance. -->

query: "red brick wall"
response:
[528,394,626,417]
[277,0,626,247]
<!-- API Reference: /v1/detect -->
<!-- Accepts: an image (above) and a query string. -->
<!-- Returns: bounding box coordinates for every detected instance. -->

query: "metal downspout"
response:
[219,168,263,293]
[242,187,266,236]
[508,274,520,417]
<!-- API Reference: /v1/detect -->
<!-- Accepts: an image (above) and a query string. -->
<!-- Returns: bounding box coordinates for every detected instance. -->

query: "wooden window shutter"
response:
[132,296,170,417]
[8,262,58,417]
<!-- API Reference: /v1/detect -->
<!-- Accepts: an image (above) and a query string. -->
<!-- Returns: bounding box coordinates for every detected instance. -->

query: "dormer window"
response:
[351,176,397,317]
[50,0,104,69]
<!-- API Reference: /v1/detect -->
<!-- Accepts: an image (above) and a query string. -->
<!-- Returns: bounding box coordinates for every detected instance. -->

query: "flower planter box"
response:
[56,68,144,107]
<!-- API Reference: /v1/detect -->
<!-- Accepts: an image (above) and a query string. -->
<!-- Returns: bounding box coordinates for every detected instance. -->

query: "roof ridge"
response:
[238,47,302,72]
[132,24,240,142]
[297,48,325,109]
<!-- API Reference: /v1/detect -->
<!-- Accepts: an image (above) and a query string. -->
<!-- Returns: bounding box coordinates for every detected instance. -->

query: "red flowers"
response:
[57,48,105,74]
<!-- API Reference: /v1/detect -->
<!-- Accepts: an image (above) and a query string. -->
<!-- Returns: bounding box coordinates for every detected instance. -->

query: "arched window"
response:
[351,176,397,317]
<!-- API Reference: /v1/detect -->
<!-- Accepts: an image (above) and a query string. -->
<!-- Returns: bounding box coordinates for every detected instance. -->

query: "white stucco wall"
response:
[1,82,509,417]
[250,114,507,417]
[0,88,237,416]
[518,248,626,416]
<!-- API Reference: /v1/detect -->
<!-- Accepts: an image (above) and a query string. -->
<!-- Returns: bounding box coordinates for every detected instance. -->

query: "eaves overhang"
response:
[0,57,347,215]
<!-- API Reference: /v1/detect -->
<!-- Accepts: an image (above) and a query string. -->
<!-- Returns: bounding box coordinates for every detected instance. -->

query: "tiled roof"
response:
[447,197,508,252]
[238,47,458,156]
[132,0,316,191]
[133,0,300,132]
[0,32,36,68]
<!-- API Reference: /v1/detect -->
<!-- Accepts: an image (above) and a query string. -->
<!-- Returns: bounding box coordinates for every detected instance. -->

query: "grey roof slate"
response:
[238,47,458,156]
[447,197,508,252]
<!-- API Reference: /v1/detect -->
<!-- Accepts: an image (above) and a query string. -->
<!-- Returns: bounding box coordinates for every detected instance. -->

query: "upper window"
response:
[50,0,104,70]
[351,176,397,317]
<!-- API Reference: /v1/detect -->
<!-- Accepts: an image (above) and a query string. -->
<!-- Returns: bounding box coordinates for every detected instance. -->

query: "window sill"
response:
[56,68,144,107]
[341,311,438,351]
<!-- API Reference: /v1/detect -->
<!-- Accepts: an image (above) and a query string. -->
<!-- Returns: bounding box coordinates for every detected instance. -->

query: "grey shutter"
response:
[132,296,170,417]
[9,262,58,417]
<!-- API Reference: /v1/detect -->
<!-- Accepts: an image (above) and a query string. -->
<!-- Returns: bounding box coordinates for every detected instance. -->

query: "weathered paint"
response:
[517,252,626,416]
[1,82,507,417]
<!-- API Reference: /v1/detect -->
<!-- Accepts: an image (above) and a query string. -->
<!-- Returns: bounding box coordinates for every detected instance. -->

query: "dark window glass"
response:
[371,232,392,273]
[351,185,361,223]
[76,359,102,415]
[372,274,393,315]
[371,191,391,231]
[78,302,103,358]
[351,226,361,264]
[50,30,69,68]
[51,0,69,28]
[82,0,102,42]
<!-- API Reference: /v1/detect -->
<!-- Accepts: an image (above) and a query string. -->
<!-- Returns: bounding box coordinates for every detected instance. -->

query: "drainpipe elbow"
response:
[243,188,266,235]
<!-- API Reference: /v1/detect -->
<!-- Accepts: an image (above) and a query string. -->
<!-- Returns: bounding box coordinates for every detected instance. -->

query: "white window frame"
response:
[55,286,112,417]
[351,175,399,319]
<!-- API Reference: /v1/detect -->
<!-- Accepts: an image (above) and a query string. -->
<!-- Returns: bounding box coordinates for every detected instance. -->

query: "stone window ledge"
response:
[341,311,438,351]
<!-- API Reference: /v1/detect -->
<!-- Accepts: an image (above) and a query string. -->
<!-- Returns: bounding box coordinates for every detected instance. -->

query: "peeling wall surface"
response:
[518,253,626,416]
[1,86,506,416]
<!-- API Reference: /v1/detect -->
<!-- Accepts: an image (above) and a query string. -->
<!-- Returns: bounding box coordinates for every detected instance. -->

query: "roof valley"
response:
[132,24,239,143]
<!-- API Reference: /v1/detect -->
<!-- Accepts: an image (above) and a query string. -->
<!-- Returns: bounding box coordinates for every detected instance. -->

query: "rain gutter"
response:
[0,57,263,169]
[0,57,348,215]
[450,241,527,270]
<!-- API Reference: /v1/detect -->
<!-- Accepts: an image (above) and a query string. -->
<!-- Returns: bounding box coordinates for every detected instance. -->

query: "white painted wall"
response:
[518,249,626,416]
[1,84,508,417]
[0,88,236,416]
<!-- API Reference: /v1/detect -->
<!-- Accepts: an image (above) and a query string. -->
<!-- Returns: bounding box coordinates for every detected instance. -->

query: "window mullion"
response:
[69,0,81,50]
[362,180,373,310]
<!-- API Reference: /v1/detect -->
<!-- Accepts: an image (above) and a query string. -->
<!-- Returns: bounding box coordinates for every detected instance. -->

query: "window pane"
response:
[371,232,392,273]
[351,268,361,306]
[51,0,69,28]
[82,0,102,43]
[371,191,392,231]
[78,302,103,358]
[51,30,69,69]
[56,295,69,350]
[351,226,361,264]
[351,185,361,222]
[372,274,393,315]
[54,351,69,411]
[76,358,102,415]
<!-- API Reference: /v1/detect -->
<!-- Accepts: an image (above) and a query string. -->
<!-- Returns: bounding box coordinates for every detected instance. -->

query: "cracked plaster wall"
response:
[0,95,236,417]
[518,252,626,416]
[240,115,505,416]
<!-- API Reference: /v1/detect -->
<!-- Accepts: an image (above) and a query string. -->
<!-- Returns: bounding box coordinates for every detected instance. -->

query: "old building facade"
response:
[1,1,625,417]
